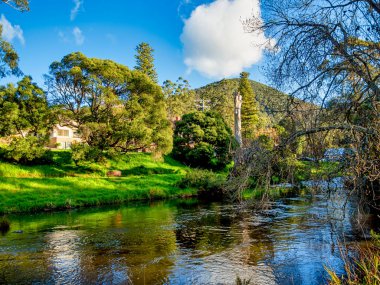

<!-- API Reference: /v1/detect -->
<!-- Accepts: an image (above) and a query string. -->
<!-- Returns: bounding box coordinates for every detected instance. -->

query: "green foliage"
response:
[162,77,196,120]
[70,143,105,166]
[257,134,276,151]
[239,72,263,140]
[0,33,21,78]
[177,169,225,199]
[0,76,54,137]
[194,78,287,130]
[47,52,172,154]
[0,77,55,165]
[0,1,29,78]
[134,42,158,83]
[173,111,236,169]
[1,136,53,165]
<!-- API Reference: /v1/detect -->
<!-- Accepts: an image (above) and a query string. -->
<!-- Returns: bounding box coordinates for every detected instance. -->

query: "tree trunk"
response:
[234,91,243,146]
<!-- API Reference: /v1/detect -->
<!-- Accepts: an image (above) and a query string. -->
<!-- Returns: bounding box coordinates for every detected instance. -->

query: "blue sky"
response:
[0,0,268,88]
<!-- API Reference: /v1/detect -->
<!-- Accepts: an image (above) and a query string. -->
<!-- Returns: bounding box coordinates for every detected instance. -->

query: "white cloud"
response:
[181,0,271,78]
[70,0,83,21]
[0,14,25,45]
[73,27,84,45]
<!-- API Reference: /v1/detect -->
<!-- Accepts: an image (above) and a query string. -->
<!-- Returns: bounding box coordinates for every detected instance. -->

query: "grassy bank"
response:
[0,152,197,214]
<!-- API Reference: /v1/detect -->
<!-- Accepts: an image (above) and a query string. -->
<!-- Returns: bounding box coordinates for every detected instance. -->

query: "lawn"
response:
[0,151,196,214]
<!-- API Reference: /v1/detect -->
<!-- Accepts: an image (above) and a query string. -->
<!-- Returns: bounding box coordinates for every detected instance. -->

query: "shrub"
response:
[71,143,106,166]
[0,136,53,165]
[173,111,236,170]
[177,169,225,200]
[185,142,216,168]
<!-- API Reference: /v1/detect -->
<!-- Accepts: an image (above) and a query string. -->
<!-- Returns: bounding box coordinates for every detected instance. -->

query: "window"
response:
[57,129,70,137]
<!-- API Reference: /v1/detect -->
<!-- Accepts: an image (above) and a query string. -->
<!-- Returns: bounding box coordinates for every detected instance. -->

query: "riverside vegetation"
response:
[0,0,379,283]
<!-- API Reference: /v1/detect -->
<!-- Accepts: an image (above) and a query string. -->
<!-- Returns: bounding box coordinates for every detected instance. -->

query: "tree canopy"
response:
[0,76,53,137]
[47,52,172,154]
[134,42,158,83]
[0,76,54,165]
[0,0,29,78]
[239,72,263,141]
[162,77,196,121]
[172,111,236,169]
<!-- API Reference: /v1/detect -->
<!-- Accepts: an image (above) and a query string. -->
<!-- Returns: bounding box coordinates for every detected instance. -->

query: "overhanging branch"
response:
[279,124,377,148]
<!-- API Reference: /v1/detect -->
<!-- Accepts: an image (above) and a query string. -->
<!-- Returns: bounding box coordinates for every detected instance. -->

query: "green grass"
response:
[294,160,343,182]
[0,151,197,214]
[0,151,189,178]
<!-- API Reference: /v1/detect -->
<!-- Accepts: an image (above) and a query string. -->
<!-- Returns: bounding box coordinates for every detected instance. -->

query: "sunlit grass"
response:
[0,152,196,214]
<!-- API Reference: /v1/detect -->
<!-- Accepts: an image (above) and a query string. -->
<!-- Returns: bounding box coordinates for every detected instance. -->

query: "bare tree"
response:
[233,0,380,208]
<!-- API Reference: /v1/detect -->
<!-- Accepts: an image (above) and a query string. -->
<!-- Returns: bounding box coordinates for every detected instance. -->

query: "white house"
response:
[49,125,82,149]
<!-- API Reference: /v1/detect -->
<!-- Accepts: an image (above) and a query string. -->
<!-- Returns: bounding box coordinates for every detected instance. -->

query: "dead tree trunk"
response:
[234,91,243,146]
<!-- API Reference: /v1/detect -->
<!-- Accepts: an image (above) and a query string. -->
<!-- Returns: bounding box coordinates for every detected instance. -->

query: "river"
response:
[0,189,367,284]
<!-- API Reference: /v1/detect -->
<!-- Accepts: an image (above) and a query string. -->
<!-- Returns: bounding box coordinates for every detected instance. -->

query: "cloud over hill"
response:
[181,0,270,79]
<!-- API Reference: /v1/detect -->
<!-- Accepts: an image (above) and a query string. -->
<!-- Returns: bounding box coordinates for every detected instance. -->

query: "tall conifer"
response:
[134,42,158,83]
[239,72,260,140]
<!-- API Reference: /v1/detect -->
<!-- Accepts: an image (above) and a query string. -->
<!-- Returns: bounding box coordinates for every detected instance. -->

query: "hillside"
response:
[194,78,291,128]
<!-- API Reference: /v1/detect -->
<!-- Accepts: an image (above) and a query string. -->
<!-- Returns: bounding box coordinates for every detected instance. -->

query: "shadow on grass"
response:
[122,166,179,176]
[0,174,195,214]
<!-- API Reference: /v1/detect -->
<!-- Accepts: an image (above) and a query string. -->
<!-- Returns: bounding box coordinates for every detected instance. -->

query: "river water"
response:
[0,190,364,285]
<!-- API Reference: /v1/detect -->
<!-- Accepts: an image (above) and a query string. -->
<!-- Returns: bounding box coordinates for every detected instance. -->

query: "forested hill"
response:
[194,78,290,128]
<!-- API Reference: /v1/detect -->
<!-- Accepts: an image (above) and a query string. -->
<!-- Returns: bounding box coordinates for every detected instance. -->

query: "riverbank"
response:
[0,151,341,215]
[0,152,199,214]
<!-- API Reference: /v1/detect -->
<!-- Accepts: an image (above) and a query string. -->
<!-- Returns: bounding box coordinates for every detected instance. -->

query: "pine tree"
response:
[134,42,158,83]
[239,72,260,140]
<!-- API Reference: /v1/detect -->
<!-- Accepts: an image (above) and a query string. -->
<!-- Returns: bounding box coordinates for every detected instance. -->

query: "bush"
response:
[173,111,236,170]
[0,136,53,165]
[71,143,106,166]
[177,169,225,200]
[185,142,216,168]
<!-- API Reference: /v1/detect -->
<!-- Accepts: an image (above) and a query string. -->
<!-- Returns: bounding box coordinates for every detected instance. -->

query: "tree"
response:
[0,76,53,137]
[134,42,158,83]
[47,52,172,154]
[1,0,29,11]
[194,78,281,131]
[162,77,196,120]
[0,0,29,79]
[239,72,262,141]
[244,0,380,204]
[0,76,54,165]
[172,111,236,169]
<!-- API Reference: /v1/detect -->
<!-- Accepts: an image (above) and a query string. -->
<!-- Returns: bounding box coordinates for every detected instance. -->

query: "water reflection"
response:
[0,193,358,284]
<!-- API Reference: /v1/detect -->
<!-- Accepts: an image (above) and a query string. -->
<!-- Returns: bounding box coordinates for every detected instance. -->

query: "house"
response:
[49,125,82,149]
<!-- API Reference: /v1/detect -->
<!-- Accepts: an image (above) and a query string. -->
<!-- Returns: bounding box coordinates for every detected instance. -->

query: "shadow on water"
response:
[0,188,364,285]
